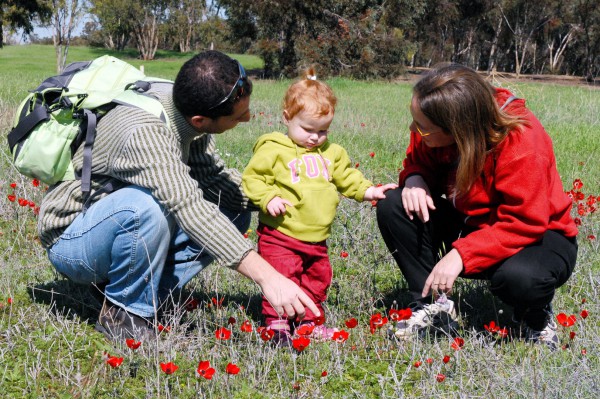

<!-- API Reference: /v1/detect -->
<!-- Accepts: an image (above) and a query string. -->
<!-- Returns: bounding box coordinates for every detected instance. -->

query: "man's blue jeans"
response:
[47,186,251,318]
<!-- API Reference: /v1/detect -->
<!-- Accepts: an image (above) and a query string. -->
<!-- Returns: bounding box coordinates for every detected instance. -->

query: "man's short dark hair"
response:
[173,50,252,119]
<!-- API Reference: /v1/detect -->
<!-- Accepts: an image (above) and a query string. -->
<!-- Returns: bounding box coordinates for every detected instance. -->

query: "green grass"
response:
[1,45,599,398]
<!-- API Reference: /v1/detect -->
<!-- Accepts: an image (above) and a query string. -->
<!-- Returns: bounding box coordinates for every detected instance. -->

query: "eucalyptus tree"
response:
[0,0,51,47]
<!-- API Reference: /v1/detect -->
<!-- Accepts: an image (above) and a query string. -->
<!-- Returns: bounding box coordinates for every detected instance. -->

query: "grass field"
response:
[1,45,599,398]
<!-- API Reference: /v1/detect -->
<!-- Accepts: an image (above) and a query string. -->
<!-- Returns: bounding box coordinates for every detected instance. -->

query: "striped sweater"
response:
[38,82,253,268]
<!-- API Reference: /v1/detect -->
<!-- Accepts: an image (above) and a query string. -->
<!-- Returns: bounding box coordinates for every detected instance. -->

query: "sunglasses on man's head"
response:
[206,61,249,110]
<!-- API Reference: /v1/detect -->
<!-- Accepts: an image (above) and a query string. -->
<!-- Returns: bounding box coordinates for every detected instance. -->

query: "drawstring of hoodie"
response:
[317,146,332,182]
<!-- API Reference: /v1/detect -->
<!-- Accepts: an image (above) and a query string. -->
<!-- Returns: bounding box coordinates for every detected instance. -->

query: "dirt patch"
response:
[400,67,600,88]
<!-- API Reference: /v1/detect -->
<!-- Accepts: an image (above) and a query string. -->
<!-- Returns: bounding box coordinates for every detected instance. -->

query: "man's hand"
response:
[266,196,293,217]
[422,249,464,297]
[402,175,436,222]
[236,250,320,319]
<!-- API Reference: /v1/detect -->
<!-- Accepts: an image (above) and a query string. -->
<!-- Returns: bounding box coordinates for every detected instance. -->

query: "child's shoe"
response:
[295,321,339,341]
[268,319,293,347]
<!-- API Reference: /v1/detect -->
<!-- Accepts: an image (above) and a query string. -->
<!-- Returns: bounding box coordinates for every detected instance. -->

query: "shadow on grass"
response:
[27,278,265,328]
[27,278,103,325]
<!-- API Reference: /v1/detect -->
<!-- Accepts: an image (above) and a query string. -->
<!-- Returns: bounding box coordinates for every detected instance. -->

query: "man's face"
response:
[200,96,251,134]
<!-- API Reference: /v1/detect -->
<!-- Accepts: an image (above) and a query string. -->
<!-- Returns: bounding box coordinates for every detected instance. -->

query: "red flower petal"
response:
[240,320,253,333]
[292,336,310,352]
[160,361,179,374]
[215,327,232,340]
[451,337,465,350]
[225,362,240,375]
[126,338,141,350]
[345,318,358,329]
[106,356,123,368]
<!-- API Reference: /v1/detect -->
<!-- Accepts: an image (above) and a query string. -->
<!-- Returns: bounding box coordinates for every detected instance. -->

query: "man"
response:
[38,50,319,340]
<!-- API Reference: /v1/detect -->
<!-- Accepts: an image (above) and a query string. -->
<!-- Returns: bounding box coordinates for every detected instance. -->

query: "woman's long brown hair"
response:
[413,63,526,196]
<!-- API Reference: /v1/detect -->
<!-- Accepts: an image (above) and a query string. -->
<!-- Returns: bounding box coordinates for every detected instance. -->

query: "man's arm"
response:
[188,134,252,211]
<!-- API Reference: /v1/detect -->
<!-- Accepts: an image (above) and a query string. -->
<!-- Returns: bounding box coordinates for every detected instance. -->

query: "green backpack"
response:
[7,55,172,199]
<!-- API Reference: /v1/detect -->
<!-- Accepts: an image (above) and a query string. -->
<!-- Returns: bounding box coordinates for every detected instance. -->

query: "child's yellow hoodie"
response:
[242,132,372,242]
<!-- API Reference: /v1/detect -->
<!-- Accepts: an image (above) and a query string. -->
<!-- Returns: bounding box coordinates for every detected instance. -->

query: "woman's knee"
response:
[490,263,554,307]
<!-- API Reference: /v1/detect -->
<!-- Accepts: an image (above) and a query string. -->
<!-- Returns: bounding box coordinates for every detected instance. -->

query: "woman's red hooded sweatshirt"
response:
[398,88,578,274]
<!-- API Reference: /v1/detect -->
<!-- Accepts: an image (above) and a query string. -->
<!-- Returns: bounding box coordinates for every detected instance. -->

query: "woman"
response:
[377,64,578,349]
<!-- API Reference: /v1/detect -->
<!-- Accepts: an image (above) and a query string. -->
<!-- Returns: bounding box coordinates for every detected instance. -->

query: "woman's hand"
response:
[422,249,464,297]
[266,196,292,217]
[401,175,436,222]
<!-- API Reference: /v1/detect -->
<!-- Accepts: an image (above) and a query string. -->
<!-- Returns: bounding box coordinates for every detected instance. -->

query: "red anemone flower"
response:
[580,310,589,319]
[484,320,499,333]
[295,324,315,336]
[340,251,349,258]
[215,327,232,340]
[345,318,358,329]
[160,361,178,374]
[369,152,375,158]
[260,328,275,341]
[126,338,141,350]
[443,355,451,364]
[556,313,576,327]
[10,183,17,189]
[436,374,446,382]
[196,361,215,379]
[106,356,123,368]
[314,315,325,326]
[369,313,388,334]
[7,194,16,202]
[497,327,509,338]
[228,316,236,325]
[321,370,328,377]
[225,362,240,375]
[332,330,349,343]
[413,361,422,368]
[211,297,224,308]
[184,298,199,312]
[292,336,310,352]
[451,337,465,350]
[240,320,253,333]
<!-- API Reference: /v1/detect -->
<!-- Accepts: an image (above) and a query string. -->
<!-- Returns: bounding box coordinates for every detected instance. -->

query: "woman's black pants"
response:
[376,187,578,330]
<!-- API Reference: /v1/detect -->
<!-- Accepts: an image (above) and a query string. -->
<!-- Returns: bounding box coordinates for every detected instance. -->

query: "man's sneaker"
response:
[295,321,339,341]
[95,300,156,341]
[268,320,293,348]
[524,319,559,351]
[389,296,458,340]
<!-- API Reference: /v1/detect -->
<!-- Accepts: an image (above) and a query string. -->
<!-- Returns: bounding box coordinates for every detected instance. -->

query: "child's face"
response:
[283,109,334,150]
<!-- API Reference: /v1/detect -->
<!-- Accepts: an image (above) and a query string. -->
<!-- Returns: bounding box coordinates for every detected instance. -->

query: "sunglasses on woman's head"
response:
[206,61,249,110]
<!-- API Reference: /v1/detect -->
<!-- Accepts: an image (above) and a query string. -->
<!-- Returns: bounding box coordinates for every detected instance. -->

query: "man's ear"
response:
[188,115,210,131]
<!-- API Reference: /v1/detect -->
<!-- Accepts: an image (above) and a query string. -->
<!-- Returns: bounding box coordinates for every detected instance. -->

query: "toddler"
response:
[242,68,397,345]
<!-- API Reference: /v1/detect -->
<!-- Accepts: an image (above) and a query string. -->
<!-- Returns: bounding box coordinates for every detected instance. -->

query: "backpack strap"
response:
[80,109,98,202]
[7,104,49,152]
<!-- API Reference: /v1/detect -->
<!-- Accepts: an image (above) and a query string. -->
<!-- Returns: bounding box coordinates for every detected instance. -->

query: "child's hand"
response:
[267,196,293,217]
[364,183,398,201]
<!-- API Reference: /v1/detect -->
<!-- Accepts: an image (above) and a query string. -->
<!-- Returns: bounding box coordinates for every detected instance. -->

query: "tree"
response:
[127,0,173,60]
[42,0,86,73]
[165,0,205,53]
[220,0,412,78]
[0,0,51,47]
[89,0,133,50]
